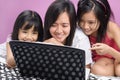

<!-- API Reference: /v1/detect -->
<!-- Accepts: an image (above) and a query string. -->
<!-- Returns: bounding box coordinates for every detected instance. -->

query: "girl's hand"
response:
[90,43,111,55]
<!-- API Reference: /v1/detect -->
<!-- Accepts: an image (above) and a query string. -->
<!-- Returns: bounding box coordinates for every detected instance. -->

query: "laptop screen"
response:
[9,41,85,80]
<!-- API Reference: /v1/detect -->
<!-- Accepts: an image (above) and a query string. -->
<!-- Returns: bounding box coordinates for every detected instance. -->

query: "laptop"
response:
[9,40,85,80]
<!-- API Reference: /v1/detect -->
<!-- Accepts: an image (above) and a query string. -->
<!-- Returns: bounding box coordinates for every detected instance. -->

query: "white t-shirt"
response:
[0,42,7,64]
[0,34,11,64]
[72,27,92,65]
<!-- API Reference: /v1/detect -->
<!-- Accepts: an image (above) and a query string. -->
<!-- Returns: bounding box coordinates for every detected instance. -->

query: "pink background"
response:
[0,0,120,43]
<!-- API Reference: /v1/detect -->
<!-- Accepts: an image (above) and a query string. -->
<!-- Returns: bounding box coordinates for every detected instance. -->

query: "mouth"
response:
[21,40,34,42]
[83,30,91,35]
[83,29,90,33]
[55,34,63,39]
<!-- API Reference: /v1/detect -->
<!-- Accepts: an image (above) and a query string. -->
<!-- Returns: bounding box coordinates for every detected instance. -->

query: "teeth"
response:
[24,40,33,42]
[56,34,63,38]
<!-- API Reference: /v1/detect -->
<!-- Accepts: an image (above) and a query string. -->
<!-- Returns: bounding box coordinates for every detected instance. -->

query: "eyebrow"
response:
[86,18,97,21]
[62,23,70,24]
[53,22,70,25]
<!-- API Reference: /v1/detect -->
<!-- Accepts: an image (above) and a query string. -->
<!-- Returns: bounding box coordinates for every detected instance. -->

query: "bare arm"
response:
[109,21,120,61]
[6,42,16,68]
[90,21,120,61]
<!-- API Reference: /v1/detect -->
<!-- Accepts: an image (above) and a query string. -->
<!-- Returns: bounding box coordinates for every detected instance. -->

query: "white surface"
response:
[89,73,120,80]
[86,68,90,80]
[72,27,93,65]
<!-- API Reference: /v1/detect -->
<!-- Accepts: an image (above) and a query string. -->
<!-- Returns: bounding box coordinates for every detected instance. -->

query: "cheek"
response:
[18,35,20,40]
[32,34,39,41]
[49,27,55,35]
[79,26,84,30]
[18,35,24,40]
[65,26,71,35]
[18,30,24,40]
[78,23,84,29]
[18,32,22,40]
[92,25,99,32]
[35,35,39,40]
[92,21,100,31]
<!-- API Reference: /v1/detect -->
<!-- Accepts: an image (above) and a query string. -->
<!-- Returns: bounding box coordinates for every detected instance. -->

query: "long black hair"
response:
[12,10,43,41]
[77,0,114,42]
[44,0,76,46]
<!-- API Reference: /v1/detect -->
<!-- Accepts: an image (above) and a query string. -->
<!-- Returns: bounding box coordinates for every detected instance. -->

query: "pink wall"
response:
[0,0,120,43]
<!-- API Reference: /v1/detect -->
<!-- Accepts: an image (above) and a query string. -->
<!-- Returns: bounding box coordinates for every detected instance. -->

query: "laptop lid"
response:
[9,40,85,80]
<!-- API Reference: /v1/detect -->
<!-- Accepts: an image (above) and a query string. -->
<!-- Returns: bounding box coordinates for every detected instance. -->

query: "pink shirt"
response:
[89,34,120,61]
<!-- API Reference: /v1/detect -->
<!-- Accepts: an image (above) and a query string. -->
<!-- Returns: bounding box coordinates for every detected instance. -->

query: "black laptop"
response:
[9,40,85,80]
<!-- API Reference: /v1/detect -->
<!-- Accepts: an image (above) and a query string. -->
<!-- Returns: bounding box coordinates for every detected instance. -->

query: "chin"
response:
[56,39,63,43]
[84,32,91,36]
[58,40,63,43]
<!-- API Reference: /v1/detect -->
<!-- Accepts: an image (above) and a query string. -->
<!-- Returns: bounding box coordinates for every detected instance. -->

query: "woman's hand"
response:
[90,43,111,55]
[44,38,64,46]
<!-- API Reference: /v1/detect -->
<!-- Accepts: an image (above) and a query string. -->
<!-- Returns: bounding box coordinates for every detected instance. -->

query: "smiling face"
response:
[18,25,38,42]
[49,12,70,44]
[79,11,100,36]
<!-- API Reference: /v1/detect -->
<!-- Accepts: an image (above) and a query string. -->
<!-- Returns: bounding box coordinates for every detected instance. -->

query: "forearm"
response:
[6,56,16,68]
[86,64,91,69]
[109,47,120,62]
[6,43,16,68]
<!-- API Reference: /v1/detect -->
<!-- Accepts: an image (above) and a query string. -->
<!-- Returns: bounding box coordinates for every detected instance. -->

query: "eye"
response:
[63,25,68,27]
[32,31,38,34]
[89,21,94,24]
[88,21,96,26]
[51,24,57,27]
[22,30,27,33]
[62,23,69,27]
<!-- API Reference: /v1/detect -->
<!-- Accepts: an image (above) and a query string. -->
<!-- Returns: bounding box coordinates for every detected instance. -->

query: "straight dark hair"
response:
[44,0,76,46]
[77,0,114,42]
[12,10,43,41]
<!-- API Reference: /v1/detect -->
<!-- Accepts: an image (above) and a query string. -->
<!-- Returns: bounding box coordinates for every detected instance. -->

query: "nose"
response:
[55,25,62,33]
[25,33,33,42]
[83,23,89,29]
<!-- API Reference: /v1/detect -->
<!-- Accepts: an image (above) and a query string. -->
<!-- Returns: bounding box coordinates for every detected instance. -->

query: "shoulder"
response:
[0,42,7,63]
[72,27,89,46]
[6,34,12,42]
[108,21,120,29]
[0,42,7,49]
[107,21,120,38]
[74,27,88,39]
